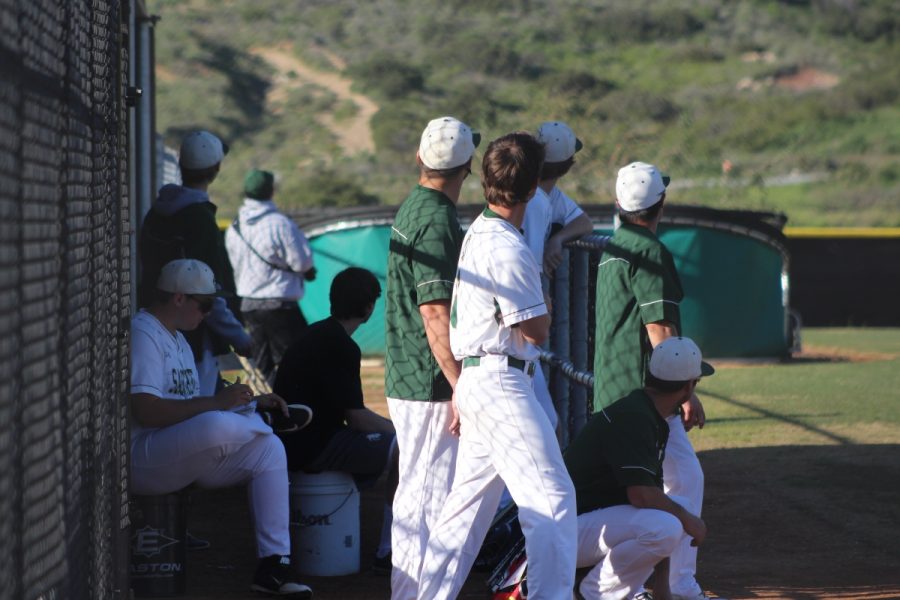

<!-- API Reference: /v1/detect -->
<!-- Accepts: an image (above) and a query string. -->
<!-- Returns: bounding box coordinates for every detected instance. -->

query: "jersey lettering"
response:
[168,368,196,398]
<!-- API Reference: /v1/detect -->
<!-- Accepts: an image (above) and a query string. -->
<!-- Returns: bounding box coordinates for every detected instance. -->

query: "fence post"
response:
[550,248,571,447]
[569,248,590,442]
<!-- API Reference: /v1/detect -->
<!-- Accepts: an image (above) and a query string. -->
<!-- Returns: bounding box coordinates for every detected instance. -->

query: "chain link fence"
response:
[0,1,132,598]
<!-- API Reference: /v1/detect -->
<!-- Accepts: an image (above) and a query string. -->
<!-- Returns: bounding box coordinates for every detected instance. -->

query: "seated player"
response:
[129,259,311,598]
[274,267,397,571]
[564,337,713,600]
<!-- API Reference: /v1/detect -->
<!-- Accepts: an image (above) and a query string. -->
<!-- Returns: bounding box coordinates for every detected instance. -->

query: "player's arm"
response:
[345,408,395,434]
[130,383,253,429]
[419,300,462,391]
[645,320,678,347]
[283,220,315,274]
[626,485,706,546]
[518,313,551,346]
[543,213,593,274]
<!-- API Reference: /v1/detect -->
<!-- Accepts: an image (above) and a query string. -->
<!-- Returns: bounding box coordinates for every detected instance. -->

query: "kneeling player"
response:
[564,337,712,600]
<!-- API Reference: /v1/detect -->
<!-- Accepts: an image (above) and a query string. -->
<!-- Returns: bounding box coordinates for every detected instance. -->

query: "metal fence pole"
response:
[550,248,570,447]
[569,247,590,440]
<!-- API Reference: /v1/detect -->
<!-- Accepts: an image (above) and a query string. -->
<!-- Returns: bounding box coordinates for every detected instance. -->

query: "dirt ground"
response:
[157,366,900,600]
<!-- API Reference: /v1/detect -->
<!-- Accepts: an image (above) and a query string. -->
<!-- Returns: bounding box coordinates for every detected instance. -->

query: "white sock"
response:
[376,503,392,558]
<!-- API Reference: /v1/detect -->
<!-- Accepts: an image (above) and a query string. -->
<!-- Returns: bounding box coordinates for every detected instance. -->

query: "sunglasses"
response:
[187,294,215,314]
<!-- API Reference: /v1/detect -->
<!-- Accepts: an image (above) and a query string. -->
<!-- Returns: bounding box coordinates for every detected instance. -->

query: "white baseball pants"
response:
[663,415,705,598]
[418,365,577,600]
[533,362,559,430]
[131,411,290,557]
[386,398,459,600]
[575,497,689,600]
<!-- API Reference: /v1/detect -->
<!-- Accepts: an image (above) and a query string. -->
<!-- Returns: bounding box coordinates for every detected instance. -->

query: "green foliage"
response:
[346,54,425,101]
[147,0,899,224]
[280,170,379,208]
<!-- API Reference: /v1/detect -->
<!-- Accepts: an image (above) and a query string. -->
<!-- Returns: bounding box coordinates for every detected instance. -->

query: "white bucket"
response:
[289,471,360,576]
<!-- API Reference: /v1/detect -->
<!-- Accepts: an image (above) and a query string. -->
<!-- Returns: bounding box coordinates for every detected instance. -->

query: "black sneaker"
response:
[371,551,391,575]
[261,404,314,434]
[251,555,312,598]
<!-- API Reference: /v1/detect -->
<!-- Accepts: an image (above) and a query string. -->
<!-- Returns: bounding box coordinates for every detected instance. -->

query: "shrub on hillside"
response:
[282,171,379,208]
[370,107,421,157]
[593,90,680,123]
[814,0,900,42]
[346,54,425,100]
[575,6,705,43]
[544,71,616,98]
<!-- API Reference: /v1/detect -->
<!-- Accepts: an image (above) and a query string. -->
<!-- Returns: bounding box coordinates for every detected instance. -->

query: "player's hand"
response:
[215,382,253,410]
[543,236,564,275]
[682,513,707,547]
[681,393,705,431]
[449,394,461,437]
[254,393,289,417]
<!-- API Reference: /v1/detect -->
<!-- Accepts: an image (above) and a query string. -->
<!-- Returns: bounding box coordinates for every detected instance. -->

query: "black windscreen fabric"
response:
[0,2,130,598]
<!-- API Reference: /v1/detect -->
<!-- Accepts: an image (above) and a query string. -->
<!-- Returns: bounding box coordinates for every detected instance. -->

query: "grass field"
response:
[692,327,900,451]
[207,327,900,599]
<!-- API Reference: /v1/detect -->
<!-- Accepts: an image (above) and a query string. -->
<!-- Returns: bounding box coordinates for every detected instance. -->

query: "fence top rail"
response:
[567,234,611,252]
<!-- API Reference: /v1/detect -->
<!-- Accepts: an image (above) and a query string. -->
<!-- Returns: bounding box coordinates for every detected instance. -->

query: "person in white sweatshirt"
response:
[225,169,316,381]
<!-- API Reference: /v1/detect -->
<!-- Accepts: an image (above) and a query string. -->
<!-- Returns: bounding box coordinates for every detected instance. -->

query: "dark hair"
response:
[180,163,220,187]
[618,194,665,225]
[330,267,381,319]
[540,157,575,181]
[481,132,545,208]
[420,159,471,181]
[645,371,692,393]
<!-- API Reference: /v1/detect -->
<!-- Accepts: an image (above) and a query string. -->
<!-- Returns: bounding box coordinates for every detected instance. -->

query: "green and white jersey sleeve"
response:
[449,210,547,361]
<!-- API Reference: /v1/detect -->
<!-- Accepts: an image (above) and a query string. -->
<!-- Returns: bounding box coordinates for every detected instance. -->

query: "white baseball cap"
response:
[418,116,480,170]
[156,259,219,295]
[616,161,670,212]
[179,130,229,170]
[649,337,715,382]
[536,121,583,162]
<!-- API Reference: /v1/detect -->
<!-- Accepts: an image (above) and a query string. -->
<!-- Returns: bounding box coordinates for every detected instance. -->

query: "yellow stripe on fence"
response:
[785,227,900,238]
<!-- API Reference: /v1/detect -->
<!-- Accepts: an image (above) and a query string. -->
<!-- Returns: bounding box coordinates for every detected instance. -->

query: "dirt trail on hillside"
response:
[250,44,377,155]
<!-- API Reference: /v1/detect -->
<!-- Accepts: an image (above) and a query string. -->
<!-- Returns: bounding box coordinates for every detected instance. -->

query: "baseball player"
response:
[593,162,717,600]
[130,258,310,598]
[566,337,713,600]
[140,130,251,395]
[528,120,594,276]
[418,132,577,600]
[384,116,479,600]
[521,121,594,430]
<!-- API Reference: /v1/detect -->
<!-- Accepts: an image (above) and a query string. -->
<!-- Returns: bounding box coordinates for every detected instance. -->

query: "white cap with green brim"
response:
[418,116,480,170]
[649,336,715,381]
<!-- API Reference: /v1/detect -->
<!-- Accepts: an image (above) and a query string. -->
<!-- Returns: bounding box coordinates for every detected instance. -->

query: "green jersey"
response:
[564,389,669,514]
[385,185,463,401]
[593,223,683,411]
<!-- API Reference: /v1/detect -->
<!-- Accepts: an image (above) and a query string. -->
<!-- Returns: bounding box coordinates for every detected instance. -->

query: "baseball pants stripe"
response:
[386,397,458,600]
[418,367,577,600]
[131,411,291,557]
[576,499,687,600]
[663,415,705,597]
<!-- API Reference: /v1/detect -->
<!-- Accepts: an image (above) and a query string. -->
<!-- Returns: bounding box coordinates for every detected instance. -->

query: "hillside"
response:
[147,0,899,226]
